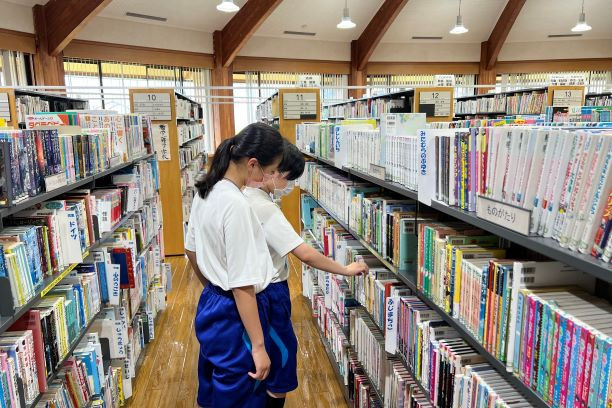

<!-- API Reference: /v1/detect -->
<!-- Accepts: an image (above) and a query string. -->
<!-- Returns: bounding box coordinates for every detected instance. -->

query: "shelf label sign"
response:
[549,73,586,86]
[283,92,317,120]
[476,195,532,235]
[0,93,10,121]
[434,75,455,87]
[419,91,451,117]
[133,92,172,120]
[298,75,321,88]
[152,124,171,161]
[552,89,583,107]
[25,114,70,129]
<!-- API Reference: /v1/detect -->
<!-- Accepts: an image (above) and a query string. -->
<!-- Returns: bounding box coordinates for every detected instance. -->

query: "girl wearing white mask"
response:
[243,140,369,407]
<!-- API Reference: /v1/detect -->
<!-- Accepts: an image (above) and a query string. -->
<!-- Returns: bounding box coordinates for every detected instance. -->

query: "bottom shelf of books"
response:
[299,188,612,408]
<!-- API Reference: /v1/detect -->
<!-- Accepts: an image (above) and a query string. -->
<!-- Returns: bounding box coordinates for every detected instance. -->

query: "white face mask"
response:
[272,179,295,200]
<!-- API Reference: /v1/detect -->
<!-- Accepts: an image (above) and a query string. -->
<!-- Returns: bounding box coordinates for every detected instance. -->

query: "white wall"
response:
[371,42,481,62]
[0,0,35,33]
[499,39,612,61]
[75,16,214,54]
[238,36,350,61]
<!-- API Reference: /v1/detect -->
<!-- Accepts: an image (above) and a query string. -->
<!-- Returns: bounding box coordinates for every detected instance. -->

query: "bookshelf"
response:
[129,88,206,256]
[454,85,586,118]
[586,91,612,106]
[0,116,166,407]
[0,88,89,129]
[299,139,612,407]
[255,91,280,125]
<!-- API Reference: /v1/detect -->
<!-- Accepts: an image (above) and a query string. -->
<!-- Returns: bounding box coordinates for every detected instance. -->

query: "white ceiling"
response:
[507,0,612,42]
[3,0,612,45]
[97,0,612,43]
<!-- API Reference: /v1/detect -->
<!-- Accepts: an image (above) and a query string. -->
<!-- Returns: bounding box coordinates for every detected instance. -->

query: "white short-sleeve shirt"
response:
[185,180,274,293]
[243,187,304,283]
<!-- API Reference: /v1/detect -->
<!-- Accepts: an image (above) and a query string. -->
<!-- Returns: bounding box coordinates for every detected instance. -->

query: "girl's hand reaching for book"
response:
[248,344,271,380]
[344,262,369,276]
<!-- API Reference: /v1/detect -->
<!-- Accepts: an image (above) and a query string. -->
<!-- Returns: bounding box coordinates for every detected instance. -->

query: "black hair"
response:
[195,122,284,198]
[278,140,306,181]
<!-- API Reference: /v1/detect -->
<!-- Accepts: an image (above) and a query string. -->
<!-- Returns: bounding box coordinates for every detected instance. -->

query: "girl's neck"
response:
[224,163,246,189]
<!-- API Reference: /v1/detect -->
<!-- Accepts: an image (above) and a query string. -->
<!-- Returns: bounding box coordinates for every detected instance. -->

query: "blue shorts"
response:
[195,284,271,408]
[266,281,298,394]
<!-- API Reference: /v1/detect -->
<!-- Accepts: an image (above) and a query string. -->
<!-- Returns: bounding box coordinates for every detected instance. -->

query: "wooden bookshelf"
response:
[129,88,205,256]
[277,88,321,236]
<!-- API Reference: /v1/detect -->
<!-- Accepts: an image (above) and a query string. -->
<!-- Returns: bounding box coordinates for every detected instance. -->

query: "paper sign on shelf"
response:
[552,89,583,107]
[385,296,400,354]
[298,74,321,88]
[419,91,451,117]
[132,92,171,120]
[434,75,455,87]
[152,124,171,161]
[25,114,70,129]
[548,73,586,86]
[283,92,317,120]
[0,93,10,121]
[108,264,121,305]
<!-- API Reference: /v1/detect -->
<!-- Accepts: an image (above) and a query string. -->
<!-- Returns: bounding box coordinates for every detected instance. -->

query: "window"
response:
[367,74,477,98]
[64,57,214,148]
[496,71,612,94]
[235,71,349,129]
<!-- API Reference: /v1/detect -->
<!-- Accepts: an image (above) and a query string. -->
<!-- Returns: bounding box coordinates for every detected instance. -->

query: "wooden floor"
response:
[127,256,348,408]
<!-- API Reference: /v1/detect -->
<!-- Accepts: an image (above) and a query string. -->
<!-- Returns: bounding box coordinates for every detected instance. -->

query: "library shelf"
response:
[307,304,352,407]
[454,87,547,101]
[302,153,612,284]
[323,89,414,108]
[0,153,155,218]
[0,204,146,334]
[25,310,104,408]
[304,190,550,408]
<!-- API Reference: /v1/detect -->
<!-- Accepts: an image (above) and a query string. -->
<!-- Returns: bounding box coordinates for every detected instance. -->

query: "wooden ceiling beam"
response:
[39,0,113,56]
[483,0,527,70]
[353,0,408,71]
[216,0,283,68]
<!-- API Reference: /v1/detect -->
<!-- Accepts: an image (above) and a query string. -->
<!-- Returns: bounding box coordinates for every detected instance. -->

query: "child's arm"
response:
[185,250,208,287]
[233,286,270,380]
[292,243,368,276]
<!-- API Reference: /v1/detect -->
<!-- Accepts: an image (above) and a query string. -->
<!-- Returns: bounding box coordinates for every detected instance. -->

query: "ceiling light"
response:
[571,0,591,32]
[217,0,239,13]
[337,0,356,29]
[449,0,468,35]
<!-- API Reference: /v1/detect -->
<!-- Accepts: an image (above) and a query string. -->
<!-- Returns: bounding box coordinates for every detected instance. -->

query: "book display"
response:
[255,92,280,126]
[297,91,612,408]
[0,101,169,407]
[129,89,207,255]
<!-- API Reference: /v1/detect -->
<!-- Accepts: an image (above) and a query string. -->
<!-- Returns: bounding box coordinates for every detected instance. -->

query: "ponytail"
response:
[195,137,235,198]
[195,122,284,198]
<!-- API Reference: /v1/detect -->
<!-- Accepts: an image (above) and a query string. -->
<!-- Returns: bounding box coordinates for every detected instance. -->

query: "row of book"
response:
[323,96,410,120]
[179,138,206,170]
[420,127,612,262]
[177,123,205,146]
[455,96,507,115]
[175,99,201,121]
[255,95,279,122]
[586,94,612,107]
[15,96,50,124]
[545,106,612,123]
[506,91,547,115]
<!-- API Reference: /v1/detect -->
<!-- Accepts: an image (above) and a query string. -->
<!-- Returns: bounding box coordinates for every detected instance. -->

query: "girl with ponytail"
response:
[184,122,284,408]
